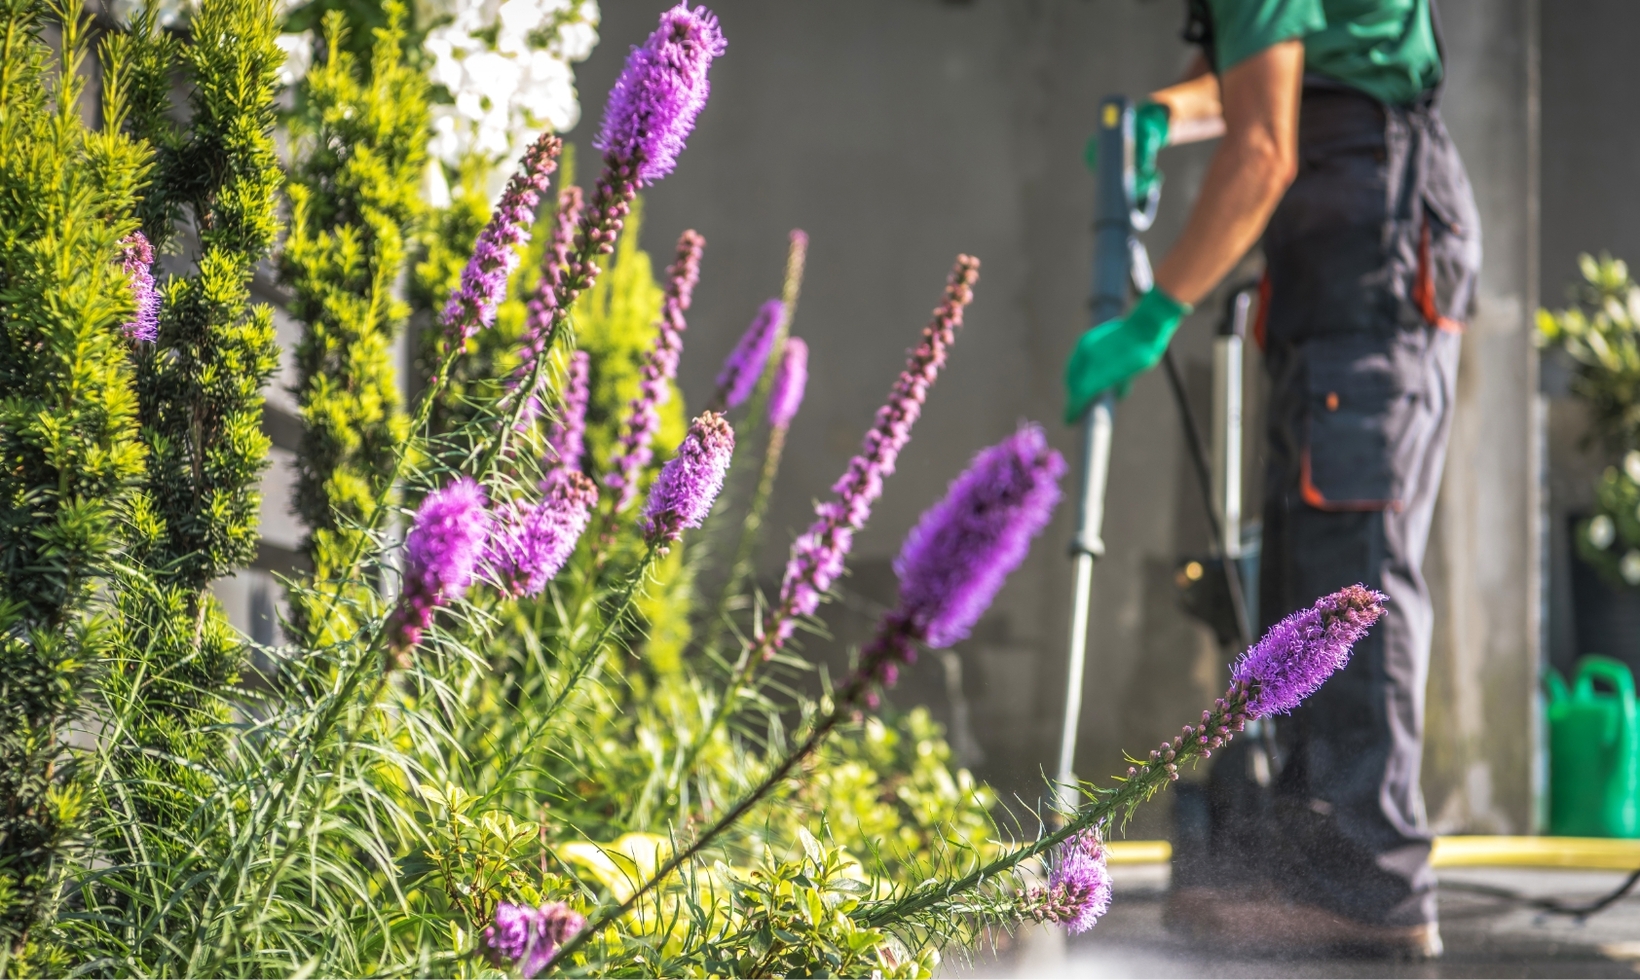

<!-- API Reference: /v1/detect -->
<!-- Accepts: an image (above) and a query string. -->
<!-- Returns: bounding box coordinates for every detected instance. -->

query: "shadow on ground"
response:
[944,864,1640,979]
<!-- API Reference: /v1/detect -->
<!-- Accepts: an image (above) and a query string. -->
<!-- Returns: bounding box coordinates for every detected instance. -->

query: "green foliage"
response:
[640,831,938,979]
[134,0,282,591]
[0,7,1148,972]
[279,6,424,636]
[1539,253,1640,451]
[572,197,684,484]
[0,0,150,953]
[1540,254,1640,588]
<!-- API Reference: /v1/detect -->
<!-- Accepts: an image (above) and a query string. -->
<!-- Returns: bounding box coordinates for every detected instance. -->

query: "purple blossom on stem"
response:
[485,468,598,596]
[484,901,585,979]
[440,133,560,344]
[841,421,1062,700]
[595,2,726,186]
[766,337,808,429]
[1123,587,1382,787]
[760,255,980,657]
[118,231,159,342]
[389,478,491,661]
[605,230,706,512]
[893,424,1065,647]
[546,350,591,471]
[1232,584,1386,718]
[512,185,585,427]
[1027,831,1112,934]
[642,411,734,545]
[713,298,783,411]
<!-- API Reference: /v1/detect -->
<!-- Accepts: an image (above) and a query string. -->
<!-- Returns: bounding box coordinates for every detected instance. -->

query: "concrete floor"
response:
[947,863,1640,978]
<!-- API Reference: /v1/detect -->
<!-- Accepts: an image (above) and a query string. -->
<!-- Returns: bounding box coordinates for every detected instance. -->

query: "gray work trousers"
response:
[1194,83,1481,928]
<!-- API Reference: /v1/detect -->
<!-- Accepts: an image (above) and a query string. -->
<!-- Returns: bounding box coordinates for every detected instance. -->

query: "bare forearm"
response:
[1152,41,1302,306]
[1154,137,1290,305]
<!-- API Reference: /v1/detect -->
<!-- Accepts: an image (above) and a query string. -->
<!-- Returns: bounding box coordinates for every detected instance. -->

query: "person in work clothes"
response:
[1063,0,1479,957]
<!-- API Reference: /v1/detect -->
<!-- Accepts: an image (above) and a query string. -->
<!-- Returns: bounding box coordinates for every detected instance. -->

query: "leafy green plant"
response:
[0,0,149,959]
[279,5,424,638]
[1539,253,1640,586]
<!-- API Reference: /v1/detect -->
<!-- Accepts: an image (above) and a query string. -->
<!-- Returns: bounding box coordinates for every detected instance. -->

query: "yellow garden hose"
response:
[1104,836,1640,869]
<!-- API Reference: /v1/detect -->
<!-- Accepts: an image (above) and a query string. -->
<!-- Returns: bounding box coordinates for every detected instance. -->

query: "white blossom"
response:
[275,32,314,89]
[420,0,599,166]
[1621,549,1640,586]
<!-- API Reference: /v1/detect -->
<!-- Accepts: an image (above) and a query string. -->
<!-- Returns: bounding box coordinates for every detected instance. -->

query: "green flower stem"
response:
[855,682,1251,928]
[674,234,810,784]
[556,623,899,968]
[479,540,664,802]
[672,420,789,786]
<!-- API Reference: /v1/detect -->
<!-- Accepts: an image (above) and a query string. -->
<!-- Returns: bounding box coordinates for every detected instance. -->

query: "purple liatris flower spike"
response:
[595,2,726,186]
[642,411,734,544]
[1044,831,1113,934]
[760,256,980,658]
[606,230,705,512]
[441,134,560,344]
[118,231,159,342]
[484,901,585,979]
[714,298,783,411]
[894,424,1066,647]
[512,185,585,426]
[547,350,591,471]
[844,422,1063,699]
[1232,584,1385,718]
[486,469,598,596]
[767,337,808,429]
[389,478,491,659]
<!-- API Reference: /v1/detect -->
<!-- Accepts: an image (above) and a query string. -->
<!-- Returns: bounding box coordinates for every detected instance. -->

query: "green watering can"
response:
[1548,655,1640,838]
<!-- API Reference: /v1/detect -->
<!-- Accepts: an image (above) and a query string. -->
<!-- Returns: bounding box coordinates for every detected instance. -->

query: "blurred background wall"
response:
[236,0,1640,840]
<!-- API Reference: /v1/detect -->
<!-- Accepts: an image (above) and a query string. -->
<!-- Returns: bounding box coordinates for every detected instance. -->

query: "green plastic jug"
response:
[1548,655,1640,838]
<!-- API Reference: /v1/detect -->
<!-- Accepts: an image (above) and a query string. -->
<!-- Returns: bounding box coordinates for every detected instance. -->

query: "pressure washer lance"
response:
[1055,96,1253,814]
[1055,96,1147,815]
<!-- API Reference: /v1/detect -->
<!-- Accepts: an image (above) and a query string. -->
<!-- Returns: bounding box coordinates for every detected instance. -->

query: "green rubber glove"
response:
[1082,101,1170,203]
[1063,287,1192,423]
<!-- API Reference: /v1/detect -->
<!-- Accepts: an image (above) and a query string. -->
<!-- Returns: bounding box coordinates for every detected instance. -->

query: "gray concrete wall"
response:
[558,0,1546,836]
[1420,0,1541,835]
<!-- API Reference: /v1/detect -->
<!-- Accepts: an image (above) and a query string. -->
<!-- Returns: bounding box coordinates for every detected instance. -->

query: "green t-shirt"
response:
[1207,0,1442,106]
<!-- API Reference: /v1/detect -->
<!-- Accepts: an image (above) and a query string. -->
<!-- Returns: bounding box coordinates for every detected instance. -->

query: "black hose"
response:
[1443,866,1640,920]
[1161,348,1252,648]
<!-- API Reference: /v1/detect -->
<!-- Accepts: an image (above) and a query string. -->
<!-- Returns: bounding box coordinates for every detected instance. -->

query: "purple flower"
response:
[767,337,808,429]
[714,299,783,411]
[485,469,598,596]
[605,230,706,512]
[441,133,560,344]
[1046,832,1112,934]
[642,411,734,544]
[594,2,726,186]
[546,350,590,471]
[484,901,585,979]
[842,423,1062,700]
[1231,584,1386,718]
[762,256,980,656]
[512,185,585,426]
[119,231,159,342]
[893,424,1065,647]
[389,478,491,657]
